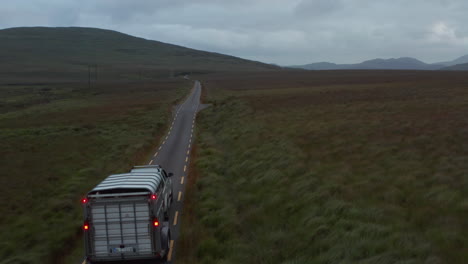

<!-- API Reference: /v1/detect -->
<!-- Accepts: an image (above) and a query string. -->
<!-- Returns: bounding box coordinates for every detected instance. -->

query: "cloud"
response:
[294,0,343,17]
[1,0,468,65]
[428,21,468,45]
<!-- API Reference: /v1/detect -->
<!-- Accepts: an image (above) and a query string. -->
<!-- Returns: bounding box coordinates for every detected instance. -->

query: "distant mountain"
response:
[291,57,443,70]
[0,27,279,72]
[435,55,468,66]
[352,57,442,70]
[290,62,347,70]
[439,63,468,71]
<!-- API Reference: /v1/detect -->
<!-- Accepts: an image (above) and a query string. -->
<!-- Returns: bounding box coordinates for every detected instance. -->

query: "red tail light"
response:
[83,221,90,231]
[151,194,157,200]
[153,218,159,227]
[81,198,88,204]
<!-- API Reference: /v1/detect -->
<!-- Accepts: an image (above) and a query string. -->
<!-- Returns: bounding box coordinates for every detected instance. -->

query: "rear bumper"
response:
[87,253,163,263]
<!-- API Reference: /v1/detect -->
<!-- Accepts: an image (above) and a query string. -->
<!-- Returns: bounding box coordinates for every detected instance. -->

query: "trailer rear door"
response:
[90,199,152,258]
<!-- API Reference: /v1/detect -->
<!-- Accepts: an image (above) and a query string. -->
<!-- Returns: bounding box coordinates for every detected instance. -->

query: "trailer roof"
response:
[88,170,163,195]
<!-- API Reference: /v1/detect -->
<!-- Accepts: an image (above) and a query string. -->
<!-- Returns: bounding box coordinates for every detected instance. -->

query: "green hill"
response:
[0,27,278,82]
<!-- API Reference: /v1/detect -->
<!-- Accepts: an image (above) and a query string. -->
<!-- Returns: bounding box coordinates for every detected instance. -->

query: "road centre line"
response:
[178,191,182,201]
[181,177,184,184]
[154,152,158,157]
[148,160,153,165]
[187,150,190,155]
[167,240,174,261]
[186,157,188,162]
[184,165,187,172]
[173,211,179,226]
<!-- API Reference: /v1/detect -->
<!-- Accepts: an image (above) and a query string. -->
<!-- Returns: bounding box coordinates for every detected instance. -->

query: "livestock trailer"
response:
[82,166,173,263]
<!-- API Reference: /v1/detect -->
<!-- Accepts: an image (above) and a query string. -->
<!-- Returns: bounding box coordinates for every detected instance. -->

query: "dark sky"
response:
[1,0,467,65]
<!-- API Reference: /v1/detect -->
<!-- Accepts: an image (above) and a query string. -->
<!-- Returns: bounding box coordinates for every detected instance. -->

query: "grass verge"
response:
[178,71,468,264]
[0,79,191,264]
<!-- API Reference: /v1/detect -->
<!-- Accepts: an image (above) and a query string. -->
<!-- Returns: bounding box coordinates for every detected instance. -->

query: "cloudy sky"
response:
[1,0,467,65]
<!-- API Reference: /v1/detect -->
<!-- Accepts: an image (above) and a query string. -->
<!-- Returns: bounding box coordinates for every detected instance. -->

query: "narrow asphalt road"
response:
[81,81,201,264]
[150,80,201,263]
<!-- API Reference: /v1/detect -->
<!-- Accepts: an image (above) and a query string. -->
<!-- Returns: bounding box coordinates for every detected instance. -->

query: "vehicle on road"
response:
[82,165,174,263]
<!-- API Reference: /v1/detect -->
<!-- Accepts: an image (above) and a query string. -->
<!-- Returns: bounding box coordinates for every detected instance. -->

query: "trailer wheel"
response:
[167,230,171,251]
[164,205,169,221]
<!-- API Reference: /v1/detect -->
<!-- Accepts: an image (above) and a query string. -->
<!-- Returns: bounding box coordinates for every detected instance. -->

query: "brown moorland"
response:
[0,79,190,263]
[178,70,468,264]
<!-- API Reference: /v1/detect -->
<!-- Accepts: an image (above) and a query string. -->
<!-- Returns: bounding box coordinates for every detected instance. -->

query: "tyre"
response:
[162,230,171,261]
[164,203,169,221]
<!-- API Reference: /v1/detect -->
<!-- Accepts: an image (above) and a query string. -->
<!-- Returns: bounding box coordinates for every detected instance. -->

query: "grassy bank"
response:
[178,71,468,264]
[0,79,190,264]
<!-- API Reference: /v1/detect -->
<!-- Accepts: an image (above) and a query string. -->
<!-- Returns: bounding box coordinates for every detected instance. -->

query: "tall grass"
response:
[0,80,190,264]
[178,71,468,264]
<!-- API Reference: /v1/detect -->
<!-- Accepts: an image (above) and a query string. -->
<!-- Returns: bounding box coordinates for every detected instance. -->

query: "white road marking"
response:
[148,160,153,165]
[186,156,189,162]
[184,165,187,172]
[154,152,158,157]
[181,176,184,184]
[178,191,182,201]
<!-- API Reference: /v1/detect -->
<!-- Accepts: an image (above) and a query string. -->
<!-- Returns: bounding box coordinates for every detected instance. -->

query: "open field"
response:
[0,79,190,263]
[178,71,468,264]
